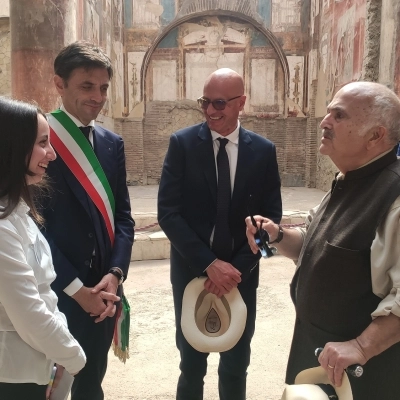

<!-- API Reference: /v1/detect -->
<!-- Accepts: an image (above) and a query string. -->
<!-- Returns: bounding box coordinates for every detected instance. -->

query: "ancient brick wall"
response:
[115,118,144,185]
[118,101,204,185]
[117,107,308,187]
[3,0,399,191]
[304,80,318,188]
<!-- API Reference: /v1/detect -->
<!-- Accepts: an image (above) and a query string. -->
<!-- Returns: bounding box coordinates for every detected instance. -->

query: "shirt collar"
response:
[210,121,240,144]
[336,149,394,181]
[60,105,95,129]
[0,198,29,219]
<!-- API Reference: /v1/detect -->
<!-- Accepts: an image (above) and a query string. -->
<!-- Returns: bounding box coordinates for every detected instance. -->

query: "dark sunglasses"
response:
[197,95,242,111]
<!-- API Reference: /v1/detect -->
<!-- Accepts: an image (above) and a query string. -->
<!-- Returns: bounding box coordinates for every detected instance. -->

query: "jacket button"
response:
[88,233,94,238]
[84,260,90,266]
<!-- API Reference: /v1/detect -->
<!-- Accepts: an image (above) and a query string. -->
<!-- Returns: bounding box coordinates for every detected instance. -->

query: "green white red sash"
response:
[47,110,115,245]
[112,290,130,363]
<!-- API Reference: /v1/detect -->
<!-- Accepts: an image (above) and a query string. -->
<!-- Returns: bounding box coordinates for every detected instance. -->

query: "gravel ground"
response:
[103,255,296,400]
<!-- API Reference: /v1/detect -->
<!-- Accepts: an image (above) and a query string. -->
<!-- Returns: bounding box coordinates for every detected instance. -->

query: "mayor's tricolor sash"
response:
[47,109,115,245]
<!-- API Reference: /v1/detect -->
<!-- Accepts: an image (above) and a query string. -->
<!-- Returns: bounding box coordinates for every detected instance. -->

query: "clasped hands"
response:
[205,259,242,298]
[72,273,120,323]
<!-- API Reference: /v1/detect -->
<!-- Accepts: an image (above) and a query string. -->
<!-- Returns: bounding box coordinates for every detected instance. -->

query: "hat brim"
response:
[181,277,247,353]
[294,366,353,400]
[281,383,331,400]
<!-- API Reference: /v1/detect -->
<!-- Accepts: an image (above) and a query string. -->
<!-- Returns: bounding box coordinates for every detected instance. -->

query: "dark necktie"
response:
[212,138,232,261]
[79,126,92,146]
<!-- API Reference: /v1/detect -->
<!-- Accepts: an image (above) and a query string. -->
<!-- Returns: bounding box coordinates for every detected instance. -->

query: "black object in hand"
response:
[250,215,276,258]
[314,347,364,378]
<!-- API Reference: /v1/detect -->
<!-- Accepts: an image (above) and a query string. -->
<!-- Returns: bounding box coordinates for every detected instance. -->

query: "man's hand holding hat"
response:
[205,259,241,298]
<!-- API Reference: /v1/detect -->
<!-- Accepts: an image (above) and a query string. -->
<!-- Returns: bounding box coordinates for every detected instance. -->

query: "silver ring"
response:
[328,364,334,369]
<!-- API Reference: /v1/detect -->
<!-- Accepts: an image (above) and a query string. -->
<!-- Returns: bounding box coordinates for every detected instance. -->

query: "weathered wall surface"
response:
[0,18,10,97]
[0,0,9,17]
[122,0,309,186]
[74,0,124,132]
[5,0,400,189]
[379,0,400,93]
[309,0,398,191]
[309,0,369,191]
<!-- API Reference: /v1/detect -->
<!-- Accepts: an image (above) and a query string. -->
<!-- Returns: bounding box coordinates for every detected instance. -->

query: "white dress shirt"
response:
[206,122,240,269]
[210,122,240,194]
[0,200,86,384]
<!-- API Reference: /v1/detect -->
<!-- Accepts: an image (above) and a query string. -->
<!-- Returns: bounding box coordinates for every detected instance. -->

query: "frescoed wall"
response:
[5,0,400,189]
[309,0,370,190]
[313,0,366,118]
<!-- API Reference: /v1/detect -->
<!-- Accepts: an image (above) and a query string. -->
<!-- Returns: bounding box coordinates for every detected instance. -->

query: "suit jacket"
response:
[40,125,135,296]
[158,122,282,290]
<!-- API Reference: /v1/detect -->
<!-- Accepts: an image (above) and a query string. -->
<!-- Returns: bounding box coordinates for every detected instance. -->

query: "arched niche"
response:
[140,10,290,116]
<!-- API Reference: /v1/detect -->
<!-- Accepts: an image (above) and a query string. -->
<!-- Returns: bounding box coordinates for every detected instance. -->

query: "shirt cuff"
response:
[63,278,84,296]
[204,258,218,272]
[371,288,400,319]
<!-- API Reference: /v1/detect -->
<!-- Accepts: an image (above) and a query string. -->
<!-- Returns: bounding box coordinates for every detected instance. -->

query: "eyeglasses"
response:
[197,95,242,111]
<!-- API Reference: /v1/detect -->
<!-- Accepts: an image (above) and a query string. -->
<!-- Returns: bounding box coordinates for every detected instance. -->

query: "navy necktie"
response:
[79,126,92,146]
[212,138,232,261]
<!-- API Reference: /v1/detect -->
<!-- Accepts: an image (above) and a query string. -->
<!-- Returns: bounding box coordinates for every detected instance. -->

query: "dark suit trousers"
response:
[0,383,47,399]
[57,269,116,400]
[172,278,257,400]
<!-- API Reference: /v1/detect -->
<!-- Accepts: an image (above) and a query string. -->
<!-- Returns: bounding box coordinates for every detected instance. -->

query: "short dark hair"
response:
[54,41,113,82]
[0,97,44,222]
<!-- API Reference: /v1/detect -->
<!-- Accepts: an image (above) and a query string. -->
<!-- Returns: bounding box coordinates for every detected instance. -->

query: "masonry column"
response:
[10,0,75,112]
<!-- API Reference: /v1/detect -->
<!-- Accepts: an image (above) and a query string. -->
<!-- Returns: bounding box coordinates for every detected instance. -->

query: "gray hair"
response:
[351,82,400,145]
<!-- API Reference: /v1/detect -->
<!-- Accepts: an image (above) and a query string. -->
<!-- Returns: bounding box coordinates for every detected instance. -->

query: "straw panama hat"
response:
[181,277,247,353]
[281,366,353,400]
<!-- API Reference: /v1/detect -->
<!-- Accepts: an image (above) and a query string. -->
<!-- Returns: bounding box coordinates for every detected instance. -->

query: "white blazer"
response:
[0,200,86,384]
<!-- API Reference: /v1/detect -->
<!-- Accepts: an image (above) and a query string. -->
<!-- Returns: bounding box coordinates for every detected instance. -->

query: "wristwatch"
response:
[269,224,284,244]
[109,267,124,285]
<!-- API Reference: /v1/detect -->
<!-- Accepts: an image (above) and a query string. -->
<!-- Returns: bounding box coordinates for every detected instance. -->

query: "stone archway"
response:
[140,9,290,114]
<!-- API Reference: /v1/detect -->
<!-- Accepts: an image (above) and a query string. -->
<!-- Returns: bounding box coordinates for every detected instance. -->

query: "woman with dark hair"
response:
[0,97,86,399]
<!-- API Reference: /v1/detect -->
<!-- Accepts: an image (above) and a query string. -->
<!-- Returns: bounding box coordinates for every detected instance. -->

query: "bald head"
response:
[204,68,244,95]
[336,81,400,145]
[201,68,246,136]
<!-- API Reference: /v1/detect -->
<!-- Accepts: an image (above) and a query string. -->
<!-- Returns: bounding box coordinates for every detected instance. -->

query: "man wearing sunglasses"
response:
[158,68,282,400]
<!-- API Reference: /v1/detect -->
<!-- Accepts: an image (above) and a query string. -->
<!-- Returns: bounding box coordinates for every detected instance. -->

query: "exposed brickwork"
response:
[245,117,287,174]
[117,100,308,188]
[240,116,307,186]
[114,118,144,185]
[305,80,318,187]
[4,0,397,192]
[119,101,204,185]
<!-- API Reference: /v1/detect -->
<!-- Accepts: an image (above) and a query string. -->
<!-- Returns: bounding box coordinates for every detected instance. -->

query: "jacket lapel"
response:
[55,156,92,217]
[196,123,217,206]
[92,127,114,181]
[231,127,253,212]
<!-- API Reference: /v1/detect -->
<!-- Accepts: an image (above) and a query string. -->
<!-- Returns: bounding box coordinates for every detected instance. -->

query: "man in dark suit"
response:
[158,68,282,400]
[40,41,135,400]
